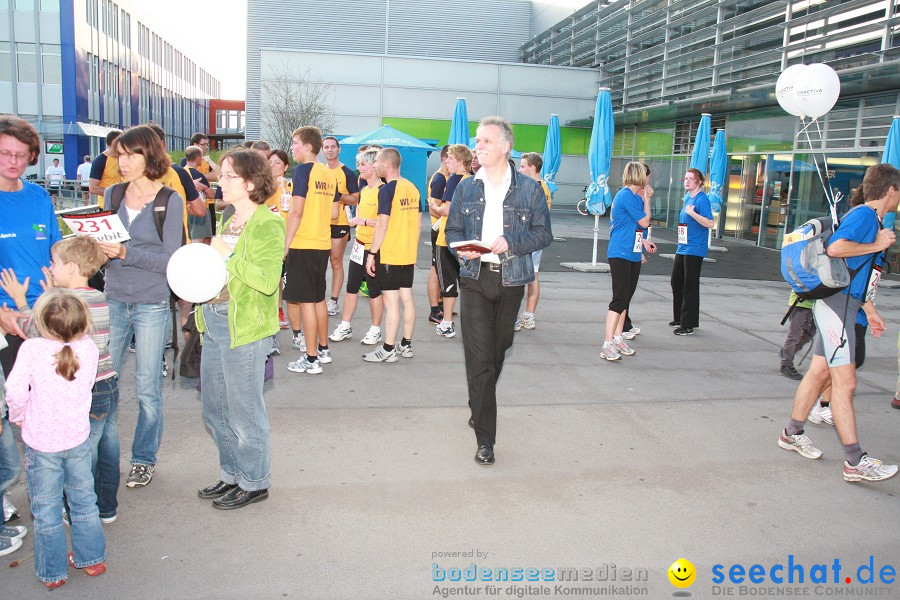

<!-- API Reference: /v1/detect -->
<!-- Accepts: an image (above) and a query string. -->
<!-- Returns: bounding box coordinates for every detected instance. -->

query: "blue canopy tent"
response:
[542,114,561,195]
[337,125,439,210]
[881,116,899,230]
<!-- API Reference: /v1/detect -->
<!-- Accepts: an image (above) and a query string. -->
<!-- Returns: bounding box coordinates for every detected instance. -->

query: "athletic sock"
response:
[383,343,395,352]
[318,344,328,352]
[786,419,805,436]
[306,354,317,363]
[439,320,452,328]
[401,338,411,346]
[819,400,830,408]
[368,325,381,333]
[330,296,338,302]
[293,329,302,337]
[430,305,439,316]
[843,443,864,466]
[341,320,351,328]
[523,312,534,320]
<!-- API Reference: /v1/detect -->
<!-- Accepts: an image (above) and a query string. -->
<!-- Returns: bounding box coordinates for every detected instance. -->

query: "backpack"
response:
[106,182,185,379]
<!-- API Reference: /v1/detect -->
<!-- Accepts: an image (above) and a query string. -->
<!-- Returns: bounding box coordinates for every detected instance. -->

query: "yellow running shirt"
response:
[289,161,338,250]
[329,164,359,227]
[355,181,382,249]
[377,178,420,266]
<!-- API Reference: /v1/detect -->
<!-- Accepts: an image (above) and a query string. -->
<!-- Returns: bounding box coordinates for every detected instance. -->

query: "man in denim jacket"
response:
[445,116,552,466]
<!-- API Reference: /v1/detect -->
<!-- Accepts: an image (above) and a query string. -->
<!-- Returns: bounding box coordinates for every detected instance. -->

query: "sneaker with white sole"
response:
[807,402,834,426]
[398,341,413,358]
[287,356,323,374]
[513,317,524,332]
[363,346,398,363]
[318,347,333,364]
[329,323,352,342]
[100,513,117,524]
[361,328,382,345]
[615,337,635,356]
[269,337,280,356]
[292,332,306,353]
[436,323,456,338]
[843,454,899,482]
[0,535,22,557]
[0,524,26,541]
[126,464,155,487]
[600,341,621,361]
[778,430,822,459]
[622,327,640,340]
[520,315,536,330]
[326,299,339,316]
[2,492,18,522]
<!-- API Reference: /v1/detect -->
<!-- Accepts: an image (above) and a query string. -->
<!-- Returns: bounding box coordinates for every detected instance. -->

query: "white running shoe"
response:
[292,332,306,353]
[361,328,382,345]
[843,454,899,482]
[287,356,322,374]
[622,327,640,340]
[326,299,339,316]
[435,323,456,338]
[520,315,536,330]
[514,317,524,332]
[615,337,635,356]
[600,341,621,361]
[778,429,823,459]
[363,346,398,363]
[318,347,333,364]
[807,402,835,426]
[329,323,352,342]
[398,341,413,358]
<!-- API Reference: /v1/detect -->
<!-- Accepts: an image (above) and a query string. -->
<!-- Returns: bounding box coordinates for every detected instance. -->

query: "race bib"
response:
[62,211,131,243]
[221,234,240,252]
[678,223,688,245]
[865,264,883,303]
[350,240,365,265]
[633,229,643,253]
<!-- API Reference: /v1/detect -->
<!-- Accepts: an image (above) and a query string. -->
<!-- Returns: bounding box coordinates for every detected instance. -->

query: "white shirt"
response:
[474,164,511,264]
[45,165,65,187]
[76,163,92,187]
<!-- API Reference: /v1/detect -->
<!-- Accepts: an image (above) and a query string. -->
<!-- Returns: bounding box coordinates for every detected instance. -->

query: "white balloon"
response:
[166,243,227,304]
[792,63,840,119]
[775,64,807,117]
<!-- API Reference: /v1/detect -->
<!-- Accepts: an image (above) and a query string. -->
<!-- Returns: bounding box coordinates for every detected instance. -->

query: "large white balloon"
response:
[775,64,807,117]
[167,243,228,303]
[792,63,840,119]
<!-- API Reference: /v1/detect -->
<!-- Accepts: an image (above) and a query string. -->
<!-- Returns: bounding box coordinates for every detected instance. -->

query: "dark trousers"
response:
[671,254,704,328]
[780,307,816,367]
[460,269,525,447]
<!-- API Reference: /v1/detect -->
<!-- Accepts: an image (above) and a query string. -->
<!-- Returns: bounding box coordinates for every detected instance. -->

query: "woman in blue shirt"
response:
[602,162,652,361]
[671,168,715,336]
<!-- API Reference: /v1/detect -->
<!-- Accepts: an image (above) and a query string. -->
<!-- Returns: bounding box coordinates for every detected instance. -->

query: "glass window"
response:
[0,42,10,82]
[41,44,61,84]
[15,0,34,9]
[16,43,37,83]
[40,0,59,11]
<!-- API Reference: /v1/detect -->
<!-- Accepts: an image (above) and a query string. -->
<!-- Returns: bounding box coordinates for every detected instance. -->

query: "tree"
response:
[259,64,336,153]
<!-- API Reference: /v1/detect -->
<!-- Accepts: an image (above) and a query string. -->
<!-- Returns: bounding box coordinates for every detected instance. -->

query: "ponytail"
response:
[54,344,80,381]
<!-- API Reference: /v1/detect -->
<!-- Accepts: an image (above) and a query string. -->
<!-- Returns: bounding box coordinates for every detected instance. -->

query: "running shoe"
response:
[318,347,333,364]
[329,323,353,342]
[778,429,822,459]
[292,332,306,353]
[359,281,370,298]
[398,341,413,358]
[278,309,289,330]
[615,337,635,356]
[326,299,339,316]
[436,323,456,338]
[363,346,398,363]
[622,327,640,340]
[287,356,323,374]
[600,341,621,361]
[843,454,898,482]
[807,402,834,426]
[361,328,382,345]
[126,464,155,487]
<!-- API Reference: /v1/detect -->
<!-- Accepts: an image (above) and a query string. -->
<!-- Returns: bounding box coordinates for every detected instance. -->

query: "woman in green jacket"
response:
[196,150,285,510]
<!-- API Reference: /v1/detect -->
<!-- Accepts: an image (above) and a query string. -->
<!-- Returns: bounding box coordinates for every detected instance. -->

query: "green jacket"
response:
[196,206,286,348]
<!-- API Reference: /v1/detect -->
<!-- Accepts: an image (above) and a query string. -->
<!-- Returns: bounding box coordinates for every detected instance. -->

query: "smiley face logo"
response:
[668,559,696,588]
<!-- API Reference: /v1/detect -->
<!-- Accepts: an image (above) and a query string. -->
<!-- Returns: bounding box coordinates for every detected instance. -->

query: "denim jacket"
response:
[445,166,552,286]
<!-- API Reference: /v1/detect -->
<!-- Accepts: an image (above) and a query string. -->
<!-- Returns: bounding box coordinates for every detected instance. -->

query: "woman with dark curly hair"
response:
[195,150,285,510]
[98,124,185,490]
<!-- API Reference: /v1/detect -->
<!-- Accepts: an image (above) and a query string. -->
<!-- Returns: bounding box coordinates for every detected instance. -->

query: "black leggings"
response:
[608,258,641,314]
[671,254,704,328]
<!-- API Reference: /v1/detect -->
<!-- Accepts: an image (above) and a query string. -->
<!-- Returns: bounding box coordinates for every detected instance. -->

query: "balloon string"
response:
[797,117,838,225]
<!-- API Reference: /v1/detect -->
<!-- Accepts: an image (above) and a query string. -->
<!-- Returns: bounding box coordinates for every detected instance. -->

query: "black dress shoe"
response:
[212,487,269,510]
[468,417,475,429]
[474,444,495,465]
[198,481,238,500]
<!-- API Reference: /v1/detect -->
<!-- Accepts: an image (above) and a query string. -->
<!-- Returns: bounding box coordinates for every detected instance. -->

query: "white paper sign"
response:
[62,211,131,243]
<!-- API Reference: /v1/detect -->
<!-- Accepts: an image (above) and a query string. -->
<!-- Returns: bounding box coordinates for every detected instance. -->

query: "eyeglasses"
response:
[0,150,31,163]
[219,172,240,181]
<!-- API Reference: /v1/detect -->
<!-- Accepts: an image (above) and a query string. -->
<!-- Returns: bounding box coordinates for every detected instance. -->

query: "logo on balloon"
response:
[774,63,841,120]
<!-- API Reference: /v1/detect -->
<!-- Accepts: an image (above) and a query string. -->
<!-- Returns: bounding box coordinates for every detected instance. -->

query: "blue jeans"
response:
[0,415,21,500]
[200,303,271,491]
[108,299,169,466]
[25,439,106,583]
[89,378,120,518]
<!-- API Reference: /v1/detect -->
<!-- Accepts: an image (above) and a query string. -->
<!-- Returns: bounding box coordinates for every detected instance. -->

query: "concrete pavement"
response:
[2,215,899,599]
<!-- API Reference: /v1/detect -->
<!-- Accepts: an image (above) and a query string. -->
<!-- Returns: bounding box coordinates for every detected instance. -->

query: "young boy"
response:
[0,236,120,521]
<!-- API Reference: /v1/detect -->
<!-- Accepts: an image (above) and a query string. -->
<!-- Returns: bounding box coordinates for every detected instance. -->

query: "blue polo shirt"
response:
[0,182,62,307]
[676,191,713,257]
[828,204,880,303]
[607,187,645,262]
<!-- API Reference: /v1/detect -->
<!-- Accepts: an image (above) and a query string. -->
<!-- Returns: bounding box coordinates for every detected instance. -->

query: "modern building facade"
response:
[1,0,221,178]
[521,0,900,249]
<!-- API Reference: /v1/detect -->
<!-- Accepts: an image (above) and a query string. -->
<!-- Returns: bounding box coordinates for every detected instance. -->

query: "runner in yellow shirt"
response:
[362,148,421,363]
[322,136,360,316]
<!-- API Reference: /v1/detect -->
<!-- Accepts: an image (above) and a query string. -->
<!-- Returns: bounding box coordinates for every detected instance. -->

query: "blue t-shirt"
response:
[607,187,645,262]
[676,191,713,257]
[828,205,880,303]
[0,181,62,307]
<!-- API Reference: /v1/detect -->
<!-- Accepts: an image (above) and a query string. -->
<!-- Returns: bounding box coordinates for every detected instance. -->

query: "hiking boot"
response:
[363,346,398,363]
[329,323,352,342]
[317,347,333,364]
[361,328,382,345]
[287,356,322,374]
[435,323,456,338]
[622,327,640,340]
[398,341,413,358]
[278,309,289,330]
[843,454,899,482]
[291,332,306,353]
[126,464,155,488]
[600,341,621,361]
[778,429,822,459]
[780,365,802,380]
[326,299,339,316]
[807,402,834,426]
[615,337,635,356]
